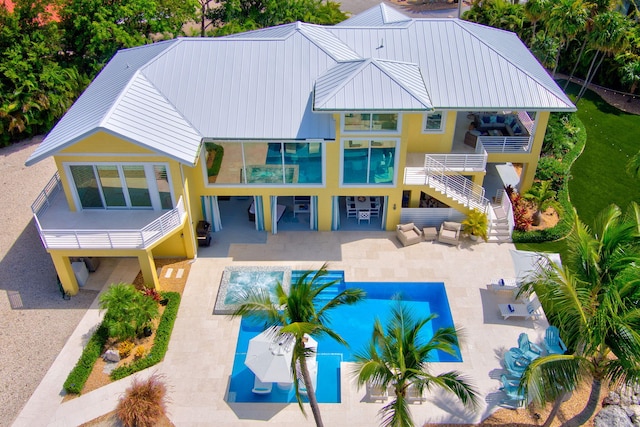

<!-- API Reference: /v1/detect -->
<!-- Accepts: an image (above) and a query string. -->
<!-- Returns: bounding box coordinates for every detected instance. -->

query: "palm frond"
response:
[521,353,584,406]
[379,396,413,427]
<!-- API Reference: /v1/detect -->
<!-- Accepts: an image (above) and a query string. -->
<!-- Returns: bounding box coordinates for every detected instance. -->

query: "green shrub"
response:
[100,283,159,341]
[205,143,224,177]
[535,156,566,192]
[116,373,169,427]
[111,292,180,380]
[63,324,109,394]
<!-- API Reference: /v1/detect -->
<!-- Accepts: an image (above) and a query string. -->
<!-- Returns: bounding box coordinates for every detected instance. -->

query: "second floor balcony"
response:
[32,173,187,250]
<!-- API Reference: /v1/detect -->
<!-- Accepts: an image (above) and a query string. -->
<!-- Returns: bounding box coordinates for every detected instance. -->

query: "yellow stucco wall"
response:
[404,111,456,153]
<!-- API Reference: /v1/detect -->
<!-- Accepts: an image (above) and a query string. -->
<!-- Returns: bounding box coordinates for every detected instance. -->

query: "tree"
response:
[99,283,160,341]
[519,204,640,427]
[544,0,588,77]
[523,0,549,44]
[0,0,84,144]
[232,264,365,427]
[59,0,198,74]
[522,180,561,226]
[208,0,347,36]
[619,55,640,96]
[576,11,631,101]
[353,301,478,427]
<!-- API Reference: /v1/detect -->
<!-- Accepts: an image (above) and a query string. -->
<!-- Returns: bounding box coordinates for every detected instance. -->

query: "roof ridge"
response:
[454,20,570,107]
[314,59,368,110]
[370,59,432,109]
[298,23,361,61]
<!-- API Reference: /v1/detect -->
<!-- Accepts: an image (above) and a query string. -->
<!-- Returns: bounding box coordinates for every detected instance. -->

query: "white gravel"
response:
[0,138,99,427]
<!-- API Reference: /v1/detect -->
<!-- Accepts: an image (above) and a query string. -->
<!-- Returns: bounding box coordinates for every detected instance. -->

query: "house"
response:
[26,4,575,296]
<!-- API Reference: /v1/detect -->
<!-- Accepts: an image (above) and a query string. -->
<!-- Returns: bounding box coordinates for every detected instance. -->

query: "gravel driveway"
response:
[0,139,99,427]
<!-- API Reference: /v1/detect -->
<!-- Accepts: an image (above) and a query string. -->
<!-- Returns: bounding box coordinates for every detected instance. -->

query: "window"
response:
[68,163,173,210]
[343,113,399,132]
[423,111,445,132]
[342,139,396,185]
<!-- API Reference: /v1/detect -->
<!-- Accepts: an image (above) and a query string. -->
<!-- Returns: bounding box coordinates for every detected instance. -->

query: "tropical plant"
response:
[544,0,589,77]
[116,373,170,427]
[523,0,548,44]
[619,55,640,96]
[232,264,365,427]
[461,209,489,241]
[523,180,561,226]
[519,203,640,427]
[576,11,631,101]
[99,283,159,341]
[627,150,640,179]
[353,301,478,427]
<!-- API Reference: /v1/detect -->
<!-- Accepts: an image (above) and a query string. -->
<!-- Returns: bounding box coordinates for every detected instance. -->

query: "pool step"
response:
[291,270,345,300]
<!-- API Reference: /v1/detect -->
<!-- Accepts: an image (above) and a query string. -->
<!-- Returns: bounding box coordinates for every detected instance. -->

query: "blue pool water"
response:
[228,272,460,404]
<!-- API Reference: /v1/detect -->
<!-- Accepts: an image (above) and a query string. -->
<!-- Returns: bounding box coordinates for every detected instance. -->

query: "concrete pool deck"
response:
[14,231,549,426]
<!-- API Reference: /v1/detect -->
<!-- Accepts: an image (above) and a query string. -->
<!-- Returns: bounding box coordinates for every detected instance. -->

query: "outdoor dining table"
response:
[349,196,380,213]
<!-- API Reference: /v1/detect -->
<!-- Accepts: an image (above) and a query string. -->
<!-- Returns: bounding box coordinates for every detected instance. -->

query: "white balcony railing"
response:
[424,141,487,171]
[478,135,532,153]
[32,174,187,250]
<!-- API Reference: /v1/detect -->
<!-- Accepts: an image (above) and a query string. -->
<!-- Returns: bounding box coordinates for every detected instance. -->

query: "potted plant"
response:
[462,209,489,242]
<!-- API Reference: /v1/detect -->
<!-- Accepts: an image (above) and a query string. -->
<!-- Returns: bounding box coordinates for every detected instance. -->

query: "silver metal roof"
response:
[27,4,575,166]
[314,59,432,111]
[337,3,412,27]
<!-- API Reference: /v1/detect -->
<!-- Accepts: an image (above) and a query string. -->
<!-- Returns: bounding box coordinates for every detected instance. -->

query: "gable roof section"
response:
[314,59,432,111]
[25,40,183,166]
[337,3,412,27]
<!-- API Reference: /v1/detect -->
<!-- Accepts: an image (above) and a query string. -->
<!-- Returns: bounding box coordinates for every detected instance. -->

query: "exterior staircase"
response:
[487,190,513,243]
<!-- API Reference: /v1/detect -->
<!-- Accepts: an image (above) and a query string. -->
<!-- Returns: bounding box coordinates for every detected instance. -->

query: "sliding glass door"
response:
[69,164,172,210]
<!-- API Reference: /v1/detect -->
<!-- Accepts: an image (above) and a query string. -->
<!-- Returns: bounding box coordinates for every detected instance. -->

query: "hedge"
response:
[63,324,109,394]
[62,291,181,394]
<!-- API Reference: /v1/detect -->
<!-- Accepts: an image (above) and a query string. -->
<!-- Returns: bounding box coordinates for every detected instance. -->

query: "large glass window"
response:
[205,141,322,185]
[69,164,172,210]
[343,113,399,132]
[423,111,445,132]
[343,139,396,185]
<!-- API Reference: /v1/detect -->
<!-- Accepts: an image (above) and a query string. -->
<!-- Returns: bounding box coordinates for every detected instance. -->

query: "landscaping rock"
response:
[594,405,634,427]
[627,405,640,427]
[102,349,120,363]
[604,391,622,406]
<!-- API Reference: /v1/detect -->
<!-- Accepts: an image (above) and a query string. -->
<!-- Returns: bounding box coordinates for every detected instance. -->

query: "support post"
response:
[51,254,79,296]
[137,251,160,290]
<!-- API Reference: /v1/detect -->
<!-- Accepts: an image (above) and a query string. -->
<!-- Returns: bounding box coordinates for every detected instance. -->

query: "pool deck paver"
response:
[13,231,549,426]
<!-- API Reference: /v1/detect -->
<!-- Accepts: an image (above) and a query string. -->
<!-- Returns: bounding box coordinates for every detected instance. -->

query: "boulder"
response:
[103,349,120,363]
[594,405,633,427]
[627,404,640,427]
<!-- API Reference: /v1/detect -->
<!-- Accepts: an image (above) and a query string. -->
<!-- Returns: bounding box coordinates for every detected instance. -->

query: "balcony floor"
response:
[37,190,169,231]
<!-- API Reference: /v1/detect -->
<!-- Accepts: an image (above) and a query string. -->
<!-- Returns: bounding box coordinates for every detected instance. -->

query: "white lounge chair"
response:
[488,278,519,292]
[499,299,542,320]
[406,383,426,404]
[252,376,273,394]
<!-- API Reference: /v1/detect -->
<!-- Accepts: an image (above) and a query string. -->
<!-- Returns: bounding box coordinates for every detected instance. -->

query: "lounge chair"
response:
[252,376,273,394]
[406,383,426,404]
[488,278,519,292]
[503,351,529,378]
[544,326,568,355]
[438,221,461,246]
[396,223,422,247]
[499,374,525,406]
[366,380,388,402]
[498,299,542,320]
[515,333,543,360]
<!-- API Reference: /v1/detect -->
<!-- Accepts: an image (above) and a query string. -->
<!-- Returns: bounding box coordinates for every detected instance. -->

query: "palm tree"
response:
[232,264,365,427]
[544,0,589,77]
[522,180,561,226]
[353,301,478,427]
[576,11,631,101]
[519,204,640,427]
[523,0,549,44]
[99,283,159,341]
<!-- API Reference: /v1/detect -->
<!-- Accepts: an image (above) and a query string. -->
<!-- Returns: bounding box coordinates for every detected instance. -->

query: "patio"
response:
[14,232,550,426]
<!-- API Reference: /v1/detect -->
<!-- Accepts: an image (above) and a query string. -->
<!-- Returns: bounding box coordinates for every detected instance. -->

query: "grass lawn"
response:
[515,83,640,256]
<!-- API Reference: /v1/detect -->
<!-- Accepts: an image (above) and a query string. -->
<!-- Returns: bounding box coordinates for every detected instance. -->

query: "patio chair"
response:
[503,351,528,378]
[488,278,519,292]
[358,210,371,224]
[498,299,542,320]
[499,374,525,406]
[514,333,543,361]
[406,383,426,404]
[252,376,273,394]
[544,326,568,355]
[438,221,461,246]
[396,223,422,247]
[366,380,388,402]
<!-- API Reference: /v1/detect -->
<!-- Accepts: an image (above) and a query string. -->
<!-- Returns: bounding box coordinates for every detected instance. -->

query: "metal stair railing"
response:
[424,156,490,213]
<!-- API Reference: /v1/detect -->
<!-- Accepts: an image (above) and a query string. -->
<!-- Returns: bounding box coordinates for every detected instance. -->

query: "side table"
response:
[422,227,437,241]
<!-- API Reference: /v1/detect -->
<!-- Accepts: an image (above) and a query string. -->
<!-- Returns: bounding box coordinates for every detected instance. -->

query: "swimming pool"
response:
[214,266,291,314]
[227,273,460,403]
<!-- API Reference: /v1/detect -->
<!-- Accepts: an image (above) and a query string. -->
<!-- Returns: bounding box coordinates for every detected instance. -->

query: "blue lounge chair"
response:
[499,374,525,407]
[544,326,568,355]
[517,333,543,360]
[503,351,529,378]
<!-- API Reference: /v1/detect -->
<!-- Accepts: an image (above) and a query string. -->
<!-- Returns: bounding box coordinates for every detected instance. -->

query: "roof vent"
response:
[377,38,384,50]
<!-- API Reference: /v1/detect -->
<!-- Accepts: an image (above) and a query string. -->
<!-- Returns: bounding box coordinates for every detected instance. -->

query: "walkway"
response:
[14,231,548,426]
